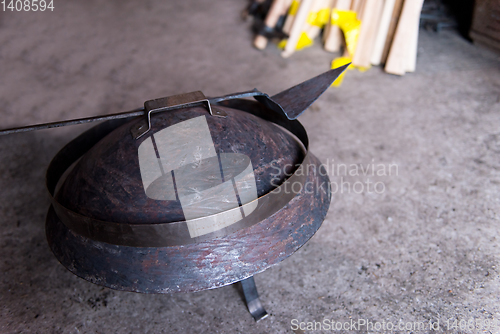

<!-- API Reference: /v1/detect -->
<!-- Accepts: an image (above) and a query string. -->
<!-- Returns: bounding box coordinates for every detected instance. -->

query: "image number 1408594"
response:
[2,0,54,11]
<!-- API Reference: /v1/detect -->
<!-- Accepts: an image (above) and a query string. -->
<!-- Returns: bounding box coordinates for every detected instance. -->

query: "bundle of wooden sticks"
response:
[250,0,424,76]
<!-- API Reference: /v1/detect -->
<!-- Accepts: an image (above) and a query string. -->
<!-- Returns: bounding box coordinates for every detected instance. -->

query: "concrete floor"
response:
[1,1,500,333]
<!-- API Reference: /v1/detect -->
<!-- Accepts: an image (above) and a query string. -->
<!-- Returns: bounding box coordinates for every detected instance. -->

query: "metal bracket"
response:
[240,276,269,322]
[130,91,227,139]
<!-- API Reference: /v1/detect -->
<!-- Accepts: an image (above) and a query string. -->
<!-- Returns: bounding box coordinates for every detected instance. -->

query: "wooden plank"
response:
[380,0,403,64]
[283,0,301,34]
[471,0,500,43]
[322,0,337,51]
[384,0,424,75]
[406,12,420,72]
[371,0,396,65]
[351,0,363,13]
[304,0,331,41]
[470,0,500,53]
[323,0,352,52]
[281,0,314,57]
[471,31,500,53]
[351,0,383,67]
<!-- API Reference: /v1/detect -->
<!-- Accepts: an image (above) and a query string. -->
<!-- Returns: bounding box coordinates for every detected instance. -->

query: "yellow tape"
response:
[330,9,361,57]
[279,5,359,55]
[288,0,300,16]
[278,32,313,51]
[280,7,330,52]
[330,57,369,87]
[296,32,314,50]
[307,8,331,27]
[331,57,353,87]
[329,10,370,87]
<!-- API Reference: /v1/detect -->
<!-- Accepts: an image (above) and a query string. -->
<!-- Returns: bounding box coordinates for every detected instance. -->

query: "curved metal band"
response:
[46,100,316,247]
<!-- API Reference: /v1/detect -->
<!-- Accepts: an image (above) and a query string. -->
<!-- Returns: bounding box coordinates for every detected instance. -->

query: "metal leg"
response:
[240,276,269,322]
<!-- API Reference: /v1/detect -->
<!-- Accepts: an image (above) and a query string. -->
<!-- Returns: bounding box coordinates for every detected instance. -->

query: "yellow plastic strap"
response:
[288,0,300,16]
[278,32,313,51]
[307,8,331,27]
[278,30,314,51]
[282,7,330,52]
[331,57,353,87]
[330,56,369,87]
[329,9,370,87]
[331,9,361,57]
[296,32,314,50]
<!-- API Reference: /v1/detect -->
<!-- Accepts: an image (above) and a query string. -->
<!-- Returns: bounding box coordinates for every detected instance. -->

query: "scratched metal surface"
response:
[47,153,329,293]
[56,105,303,224]
[1,0,500,333]
[47,100,330,293]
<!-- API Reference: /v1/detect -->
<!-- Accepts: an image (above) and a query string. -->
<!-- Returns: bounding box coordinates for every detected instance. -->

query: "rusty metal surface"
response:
[46,152,329,293]
[55,105,304,225]
[46,99,331,293]
[49,154,313,247]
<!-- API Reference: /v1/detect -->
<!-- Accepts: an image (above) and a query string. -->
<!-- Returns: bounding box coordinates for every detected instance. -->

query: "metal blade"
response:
[261,64,350,120]
[0,108,146,136]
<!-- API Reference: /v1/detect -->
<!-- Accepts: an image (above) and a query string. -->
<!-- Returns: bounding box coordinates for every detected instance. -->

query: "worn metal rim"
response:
[45,98,332,293]
[45,153,331,293]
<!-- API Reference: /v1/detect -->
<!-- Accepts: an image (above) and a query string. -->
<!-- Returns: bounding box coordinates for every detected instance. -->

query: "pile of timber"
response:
[251,0,425,76]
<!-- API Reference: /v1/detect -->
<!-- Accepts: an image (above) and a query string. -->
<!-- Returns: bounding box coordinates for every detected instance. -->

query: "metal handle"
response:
[130,91,227,140]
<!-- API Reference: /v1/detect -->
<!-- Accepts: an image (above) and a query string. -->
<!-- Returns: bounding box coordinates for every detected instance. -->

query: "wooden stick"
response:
[323,0,352,52]
[283,0,301,34]
[406,8,420,72]
[352,0,383,67]
[254,0,288,50]
[371,0,396,65]
[351,0,363,13]
[380,0,403,64]
[322,0,337,51]
[385,0,424,75]
[304,0,331,41]
[281,0,314,58]
[357,0,366,19]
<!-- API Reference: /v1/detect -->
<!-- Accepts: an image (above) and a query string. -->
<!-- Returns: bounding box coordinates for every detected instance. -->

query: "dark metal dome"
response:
[46,98,331,293]
[57,105,303,226]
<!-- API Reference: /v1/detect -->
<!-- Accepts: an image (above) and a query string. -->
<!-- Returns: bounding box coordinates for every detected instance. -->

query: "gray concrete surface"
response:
[1,1,500,333]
